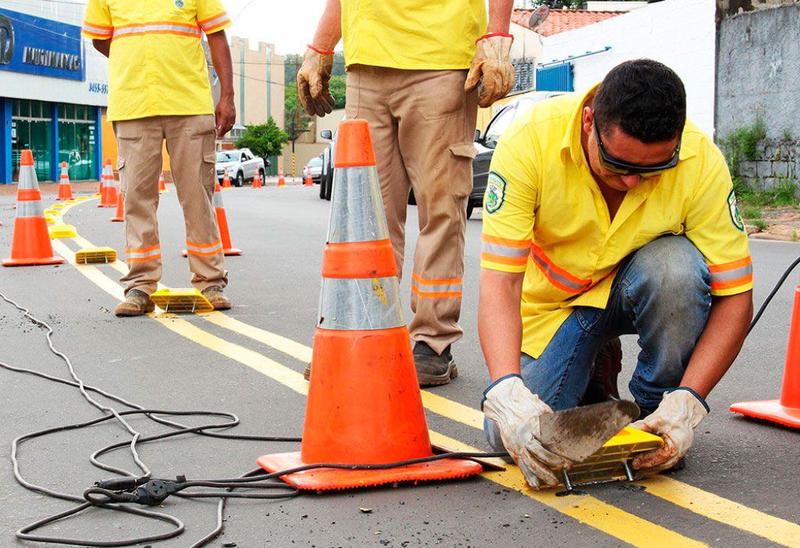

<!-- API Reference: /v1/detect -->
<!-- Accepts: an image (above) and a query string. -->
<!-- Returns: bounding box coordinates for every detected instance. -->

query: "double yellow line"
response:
[51,198,799,547]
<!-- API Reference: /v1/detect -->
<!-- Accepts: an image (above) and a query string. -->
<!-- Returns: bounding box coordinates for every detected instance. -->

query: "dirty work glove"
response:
[631,388,709,476]
[464,33,515,108]
[297,45,335,117]
[482,375,572,489]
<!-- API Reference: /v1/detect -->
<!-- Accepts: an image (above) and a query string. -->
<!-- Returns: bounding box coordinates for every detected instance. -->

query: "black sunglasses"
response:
[594,123,681,177]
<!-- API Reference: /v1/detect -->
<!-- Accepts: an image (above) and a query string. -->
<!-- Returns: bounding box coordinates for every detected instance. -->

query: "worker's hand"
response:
[215,94,236,138]
[297,46,335,117]
[483,375,572,489]
[464,33,515,108]
[631,388,709,476]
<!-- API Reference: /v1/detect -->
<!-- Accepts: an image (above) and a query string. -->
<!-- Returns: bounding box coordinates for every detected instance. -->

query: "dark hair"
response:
[592,59,686,143]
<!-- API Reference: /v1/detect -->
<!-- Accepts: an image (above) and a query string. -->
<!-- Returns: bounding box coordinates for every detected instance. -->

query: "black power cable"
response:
[0,290,505,546]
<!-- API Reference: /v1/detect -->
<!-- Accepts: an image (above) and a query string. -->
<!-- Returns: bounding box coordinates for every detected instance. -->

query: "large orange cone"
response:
[731,285,800,428]
[3,150,65,267]
[252,171,262,189]
[158,172,167,193]
[181,181,241,257]
[277,171,285,188]
[98,162,118,208]
[57,162,73,201]
[110,191,124,222]
[257,120,481,490]
[222,172,232,189]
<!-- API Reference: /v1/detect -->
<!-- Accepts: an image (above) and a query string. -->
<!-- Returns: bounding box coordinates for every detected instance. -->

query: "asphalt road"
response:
[1,183,799,547]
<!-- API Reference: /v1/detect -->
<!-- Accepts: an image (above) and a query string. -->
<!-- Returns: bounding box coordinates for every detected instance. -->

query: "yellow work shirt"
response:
[341,0,486,70]
[481,88,753,359]
[82,0,230,122]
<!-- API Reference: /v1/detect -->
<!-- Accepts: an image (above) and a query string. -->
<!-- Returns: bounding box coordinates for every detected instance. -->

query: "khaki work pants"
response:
[114,115,227,295]
[346,66,478,354]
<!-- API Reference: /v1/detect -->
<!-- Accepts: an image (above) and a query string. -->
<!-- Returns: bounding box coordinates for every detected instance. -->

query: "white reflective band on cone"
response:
[326,167,389,244]
[16,200,43,218]
[318,276,405,330]
[213,191,224,208]
[18,169,38,190]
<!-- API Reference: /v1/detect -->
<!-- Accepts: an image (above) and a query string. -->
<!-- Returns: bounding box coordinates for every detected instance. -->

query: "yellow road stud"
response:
[51,203,65,210]
[75,247,118,264]
[43,208,60,217]
[44,215,56,225]
[150,288,213,314]
[48,224,77,239]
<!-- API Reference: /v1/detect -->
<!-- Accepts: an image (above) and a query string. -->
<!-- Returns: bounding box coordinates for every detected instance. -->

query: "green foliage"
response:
[736,177,800,208]
[740,205,761,220]
[721,118,766,177]
[234,117,289,158]
[783,128,794,142]
[752,219,768,231]
[773,177,798,206]
[330,74,346,109]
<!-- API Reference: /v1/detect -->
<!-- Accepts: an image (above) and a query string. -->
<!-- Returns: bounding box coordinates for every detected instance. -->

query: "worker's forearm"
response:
[92,39,110,57]
[486,0,513,34]
[680,291,753,397]
[479,269,525,381]
[311,0,342,51]
[207,30,234,100]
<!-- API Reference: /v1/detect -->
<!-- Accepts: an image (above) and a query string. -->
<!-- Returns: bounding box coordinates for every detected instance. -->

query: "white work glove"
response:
[631,388,709,476]
[464,33,515,108]
[297,45,335,117]
[483,375,572,489]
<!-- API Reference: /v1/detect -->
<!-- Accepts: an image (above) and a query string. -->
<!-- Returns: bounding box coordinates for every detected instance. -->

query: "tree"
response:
[330,74,346,109]
[235,117,289,158]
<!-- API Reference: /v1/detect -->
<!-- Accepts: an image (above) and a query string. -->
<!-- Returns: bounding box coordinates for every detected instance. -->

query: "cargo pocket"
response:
[203,151,217,193]
[448,142,477,199]
[115,157,126,194]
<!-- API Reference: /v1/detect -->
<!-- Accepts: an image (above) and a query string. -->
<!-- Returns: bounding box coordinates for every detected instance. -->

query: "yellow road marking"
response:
[50,238,707,547]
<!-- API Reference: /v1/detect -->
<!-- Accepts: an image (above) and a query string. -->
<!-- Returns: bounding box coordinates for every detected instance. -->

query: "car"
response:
[303,156,324,185]
[215,148,266,187]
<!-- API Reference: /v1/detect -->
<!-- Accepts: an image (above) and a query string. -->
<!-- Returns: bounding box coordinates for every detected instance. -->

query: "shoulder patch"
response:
[728,189,744,231]
[485,171,508,214]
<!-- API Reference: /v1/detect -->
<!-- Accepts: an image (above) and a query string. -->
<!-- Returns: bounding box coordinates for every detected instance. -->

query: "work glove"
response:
[631,388,709,476]
[464,33,515,108]
[297,45,335,117]
[483,375,573,489]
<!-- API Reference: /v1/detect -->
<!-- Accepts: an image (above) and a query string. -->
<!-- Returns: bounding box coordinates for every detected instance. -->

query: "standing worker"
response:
[82,0,236,316]
[479,60,753,488]
[299,0,515,386]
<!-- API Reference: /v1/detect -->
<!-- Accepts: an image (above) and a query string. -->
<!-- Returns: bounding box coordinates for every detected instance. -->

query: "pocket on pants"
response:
[448,142,476,198]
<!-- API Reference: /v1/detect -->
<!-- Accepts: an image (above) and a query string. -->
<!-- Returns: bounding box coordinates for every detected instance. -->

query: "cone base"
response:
[2,256,65,267]
[256,451,482,491]
[730,399,800,428]
[181,248,242,257]
[111,217,124,222]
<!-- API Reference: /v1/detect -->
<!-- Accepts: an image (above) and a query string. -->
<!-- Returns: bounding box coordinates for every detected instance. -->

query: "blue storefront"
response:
[0,7,105,184]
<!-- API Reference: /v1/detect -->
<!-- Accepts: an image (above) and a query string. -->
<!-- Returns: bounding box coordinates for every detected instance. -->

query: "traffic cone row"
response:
[57,162,73,201]
[257,119,481,490]
[2,150,65,267]
[98,162,118,208]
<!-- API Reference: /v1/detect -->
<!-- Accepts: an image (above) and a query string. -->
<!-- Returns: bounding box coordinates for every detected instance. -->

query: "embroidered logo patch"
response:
[485,171,508,214]
[728,189,744,231]
[174,0,185,8]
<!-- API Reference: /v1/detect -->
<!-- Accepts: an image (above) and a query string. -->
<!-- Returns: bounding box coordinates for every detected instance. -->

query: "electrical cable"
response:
[747,254,800,335]
[0,289,505,546]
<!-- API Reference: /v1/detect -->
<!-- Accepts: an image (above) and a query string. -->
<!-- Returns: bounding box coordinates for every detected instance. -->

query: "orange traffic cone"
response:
[304,173,313,186]
[159,172,167,193]
[222,172,232,189]
[256,120,481,490]
[57,162,73,201]
[277,171,285,188]
[181,181,241,257]
[3,150,65,267]
[252,171,262,189]
[97,159,108,197]
[98,162,118,208]
[731,285,800,428]
[111,191,124,222]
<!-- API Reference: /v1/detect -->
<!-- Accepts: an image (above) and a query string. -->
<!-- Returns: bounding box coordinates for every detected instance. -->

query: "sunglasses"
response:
[594,123,681,178]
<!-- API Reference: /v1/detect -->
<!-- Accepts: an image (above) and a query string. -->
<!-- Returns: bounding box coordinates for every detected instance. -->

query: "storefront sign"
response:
[0,8,84,81]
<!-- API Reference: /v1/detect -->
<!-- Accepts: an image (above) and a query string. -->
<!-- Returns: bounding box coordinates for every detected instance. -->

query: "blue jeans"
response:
[485,236,712,451]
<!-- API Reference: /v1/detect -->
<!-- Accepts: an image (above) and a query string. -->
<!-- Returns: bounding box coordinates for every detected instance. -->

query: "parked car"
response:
[318,91,564,217]
[215,148,266,187]
[303,155,324,184]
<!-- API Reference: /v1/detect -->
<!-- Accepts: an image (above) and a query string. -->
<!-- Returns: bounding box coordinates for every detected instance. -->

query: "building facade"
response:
[0,1,108,184]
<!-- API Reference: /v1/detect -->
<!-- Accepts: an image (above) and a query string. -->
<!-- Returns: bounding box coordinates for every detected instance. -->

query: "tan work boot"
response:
[201,286,231,310]
[114,289,155,317]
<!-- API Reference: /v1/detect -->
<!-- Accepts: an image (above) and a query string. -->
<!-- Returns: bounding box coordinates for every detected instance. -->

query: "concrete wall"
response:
[716,3,800,189]
[540,0,717,136]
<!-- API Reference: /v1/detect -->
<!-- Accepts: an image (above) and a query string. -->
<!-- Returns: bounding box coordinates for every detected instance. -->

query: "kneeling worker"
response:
[478,59,753,488]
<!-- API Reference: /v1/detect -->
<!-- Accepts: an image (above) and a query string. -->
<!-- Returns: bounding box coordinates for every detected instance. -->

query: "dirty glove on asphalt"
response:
[464,33,515,108]
[297,45,335,117]
[483,375,573,489]
[631,388,709,475]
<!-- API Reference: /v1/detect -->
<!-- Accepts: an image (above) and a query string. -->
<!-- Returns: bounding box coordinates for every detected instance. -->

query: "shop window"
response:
[12,99,52,181]
[58,105,97,180]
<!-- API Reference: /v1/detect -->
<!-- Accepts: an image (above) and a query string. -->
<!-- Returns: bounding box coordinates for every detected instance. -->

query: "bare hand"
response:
[215,95,236,138]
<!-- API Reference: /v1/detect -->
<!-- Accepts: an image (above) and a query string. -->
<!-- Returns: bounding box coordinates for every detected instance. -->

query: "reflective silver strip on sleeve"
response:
[83,23,113,36]
[480,241,530,259]
[318,276,405,330]
[200,14,229,31]
[711,264,753,283]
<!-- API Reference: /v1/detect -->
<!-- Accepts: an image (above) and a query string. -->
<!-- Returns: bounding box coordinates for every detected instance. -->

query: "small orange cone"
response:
[158,172,167,193]
[182,181,241,257]
[97,160,108,197]
[731,285,800,428]
[110,191,124,222]
[252,171,262,189]
[98,162,118,208]
[304,173,313,186]
[57,162,73,201]
[256,120,481,490]
[277,171,285,188]
[3,150,65,267]
[222,172,232,189]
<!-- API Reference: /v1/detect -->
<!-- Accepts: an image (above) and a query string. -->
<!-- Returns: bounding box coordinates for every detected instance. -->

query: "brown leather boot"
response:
[114,289,155,317]
[201,286,231,310]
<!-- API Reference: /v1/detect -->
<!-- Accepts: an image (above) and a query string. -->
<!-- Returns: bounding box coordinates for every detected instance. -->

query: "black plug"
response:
[130,479,182,506]
[94,477,146,491]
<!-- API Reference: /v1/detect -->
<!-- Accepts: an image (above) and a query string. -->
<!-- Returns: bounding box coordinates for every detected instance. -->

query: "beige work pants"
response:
[346,66,478,354]
[114,115,227,295]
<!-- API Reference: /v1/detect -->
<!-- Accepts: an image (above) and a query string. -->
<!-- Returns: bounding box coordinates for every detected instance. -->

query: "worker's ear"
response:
[582,106,594,136]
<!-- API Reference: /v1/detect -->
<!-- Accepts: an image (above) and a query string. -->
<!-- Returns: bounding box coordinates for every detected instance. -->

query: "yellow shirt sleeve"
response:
[197,0,231,34]
[480,123,538,273]
[685,143,753,296]
[82,0,113,40]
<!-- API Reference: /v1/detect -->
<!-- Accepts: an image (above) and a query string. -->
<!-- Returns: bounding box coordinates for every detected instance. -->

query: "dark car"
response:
[318,92,564,217]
